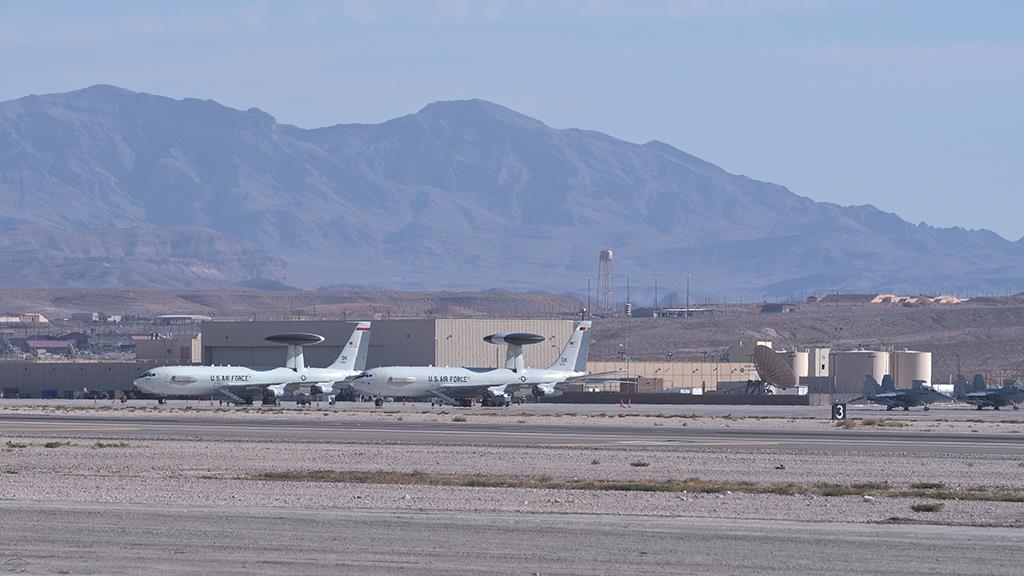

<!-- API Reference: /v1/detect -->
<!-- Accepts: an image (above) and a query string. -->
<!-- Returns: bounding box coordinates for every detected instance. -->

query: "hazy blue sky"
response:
[2,1,1021,238]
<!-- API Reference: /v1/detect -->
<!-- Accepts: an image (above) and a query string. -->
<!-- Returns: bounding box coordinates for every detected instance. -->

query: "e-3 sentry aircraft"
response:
[349,320,622,406]
[133,322,371,404]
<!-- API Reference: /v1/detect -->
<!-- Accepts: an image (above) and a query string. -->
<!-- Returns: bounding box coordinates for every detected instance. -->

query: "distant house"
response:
[18,339,74,356]
[54,332,90,349]
[20,313,49,324]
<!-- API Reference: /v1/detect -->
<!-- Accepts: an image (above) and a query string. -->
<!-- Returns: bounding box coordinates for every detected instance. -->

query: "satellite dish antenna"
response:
[752,345,797,389]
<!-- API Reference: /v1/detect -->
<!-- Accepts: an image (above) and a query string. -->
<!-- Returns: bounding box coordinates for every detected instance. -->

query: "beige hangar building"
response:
[201,319,579,371]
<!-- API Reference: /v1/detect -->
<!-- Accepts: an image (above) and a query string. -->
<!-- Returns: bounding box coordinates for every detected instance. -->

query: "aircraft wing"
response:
[924,388,953,403]
[562,369,628,383]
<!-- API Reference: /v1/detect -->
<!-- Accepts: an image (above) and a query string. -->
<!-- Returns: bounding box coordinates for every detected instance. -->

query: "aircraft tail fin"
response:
[972,373,987,392]
[863,375,883,396]
[329,322,371,371]
[881,374,896,393]
[954,375,970,398]
[550,321,592,372]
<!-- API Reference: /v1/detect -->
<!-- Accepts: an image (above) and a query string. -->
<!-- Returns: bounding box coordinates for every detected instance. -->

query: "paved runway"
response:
[1,501,1020,575]
[1,413,1021,455]
[4,399,1023,421]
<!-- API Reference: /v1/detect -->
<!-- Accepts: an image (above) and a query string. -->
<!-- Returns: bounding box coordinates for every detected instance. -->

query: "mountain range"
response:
[2,84,1022,300]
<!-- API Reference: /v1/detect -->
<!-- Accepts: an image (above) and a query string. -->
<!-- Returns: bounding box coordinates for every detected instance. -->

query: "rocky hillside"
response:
[2,85,1021,298]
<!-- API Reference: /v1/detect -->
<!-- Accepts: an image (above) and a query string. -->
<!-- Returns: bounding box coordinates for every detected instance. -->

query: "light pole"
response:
[626,274,631,311]
[685,274,691,317]
[587,277,592,315]
[654,275,659,311]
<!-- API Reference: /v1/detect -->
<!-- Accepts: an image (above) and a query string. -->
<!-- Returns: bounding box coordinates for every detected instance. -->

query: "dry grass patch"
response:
[92,441,130,449]
[860,418,910,428]
[246,471,1024,503]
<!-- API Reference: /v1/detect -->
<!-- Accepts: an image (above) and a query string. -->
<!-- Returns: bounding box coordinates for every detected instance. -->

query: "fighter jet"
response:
[133,322,371,405]
[855,374,951,411]
[349,320,622,406]
[954,374,1024,410]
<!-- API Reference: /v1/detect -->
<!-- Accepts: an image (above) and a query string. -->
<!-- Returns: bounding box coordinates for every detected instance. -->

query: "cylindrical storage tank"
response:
[599,249,614,262]
[892,350,932,389]
[781,351,810,379]
[832,350,890,393]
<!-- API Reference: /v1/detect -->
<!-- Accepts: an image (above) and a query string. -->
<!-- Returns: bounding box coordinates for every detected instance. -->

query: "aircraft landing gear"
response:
[1014,405,1020,411]
[923,406,929,411]
[374,397,384,407]
[903,406,910,411]
[886,406,893,411]
[158,397,167,405]
[994,406,1001,411]
[977,405,984,410]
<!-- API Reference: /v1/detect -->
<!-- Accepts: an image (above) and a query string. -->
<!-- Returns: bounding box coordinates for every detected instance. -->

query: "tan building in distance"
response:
[200,319,576,370]
[586,361,758,393]
[135,336,202,363]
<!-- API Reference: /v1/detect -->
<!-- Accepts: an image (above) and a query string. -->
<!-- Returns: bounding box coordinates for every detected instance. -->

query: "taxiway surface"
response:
[2,501,1021,576]
[1,412,1022,455]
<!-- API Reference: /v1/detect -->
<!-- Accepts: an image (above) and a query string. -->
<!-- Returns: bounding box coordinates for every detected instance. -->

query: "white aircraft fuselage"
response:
[350,366,586,399]
[134,365,359,397]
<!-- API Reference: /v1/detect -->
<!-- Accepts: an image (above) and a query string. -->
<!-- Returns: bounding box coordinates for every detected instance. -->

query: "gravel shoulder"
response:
[2,436,1021,528]
[3,401,1024,436]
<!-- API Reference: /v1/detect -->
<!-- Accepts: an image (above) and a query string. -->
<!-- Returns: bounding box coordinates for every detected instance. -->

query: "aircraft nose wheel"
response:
[374,398,384,407]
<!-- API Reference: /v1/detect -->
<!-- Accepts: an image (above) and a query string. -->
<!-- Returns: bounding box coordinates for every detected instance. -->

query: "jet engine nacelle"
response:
[262,385,286,405]
[482,388,511,407]
[532,384,562,399]
[310,384,334,396]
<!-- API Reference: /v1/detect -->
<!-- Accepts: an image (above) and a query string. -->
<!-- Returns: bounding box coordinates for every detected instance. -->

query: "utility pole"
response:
[626,274,631,309]
[686,274,691,318]
[654,275,659,310]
